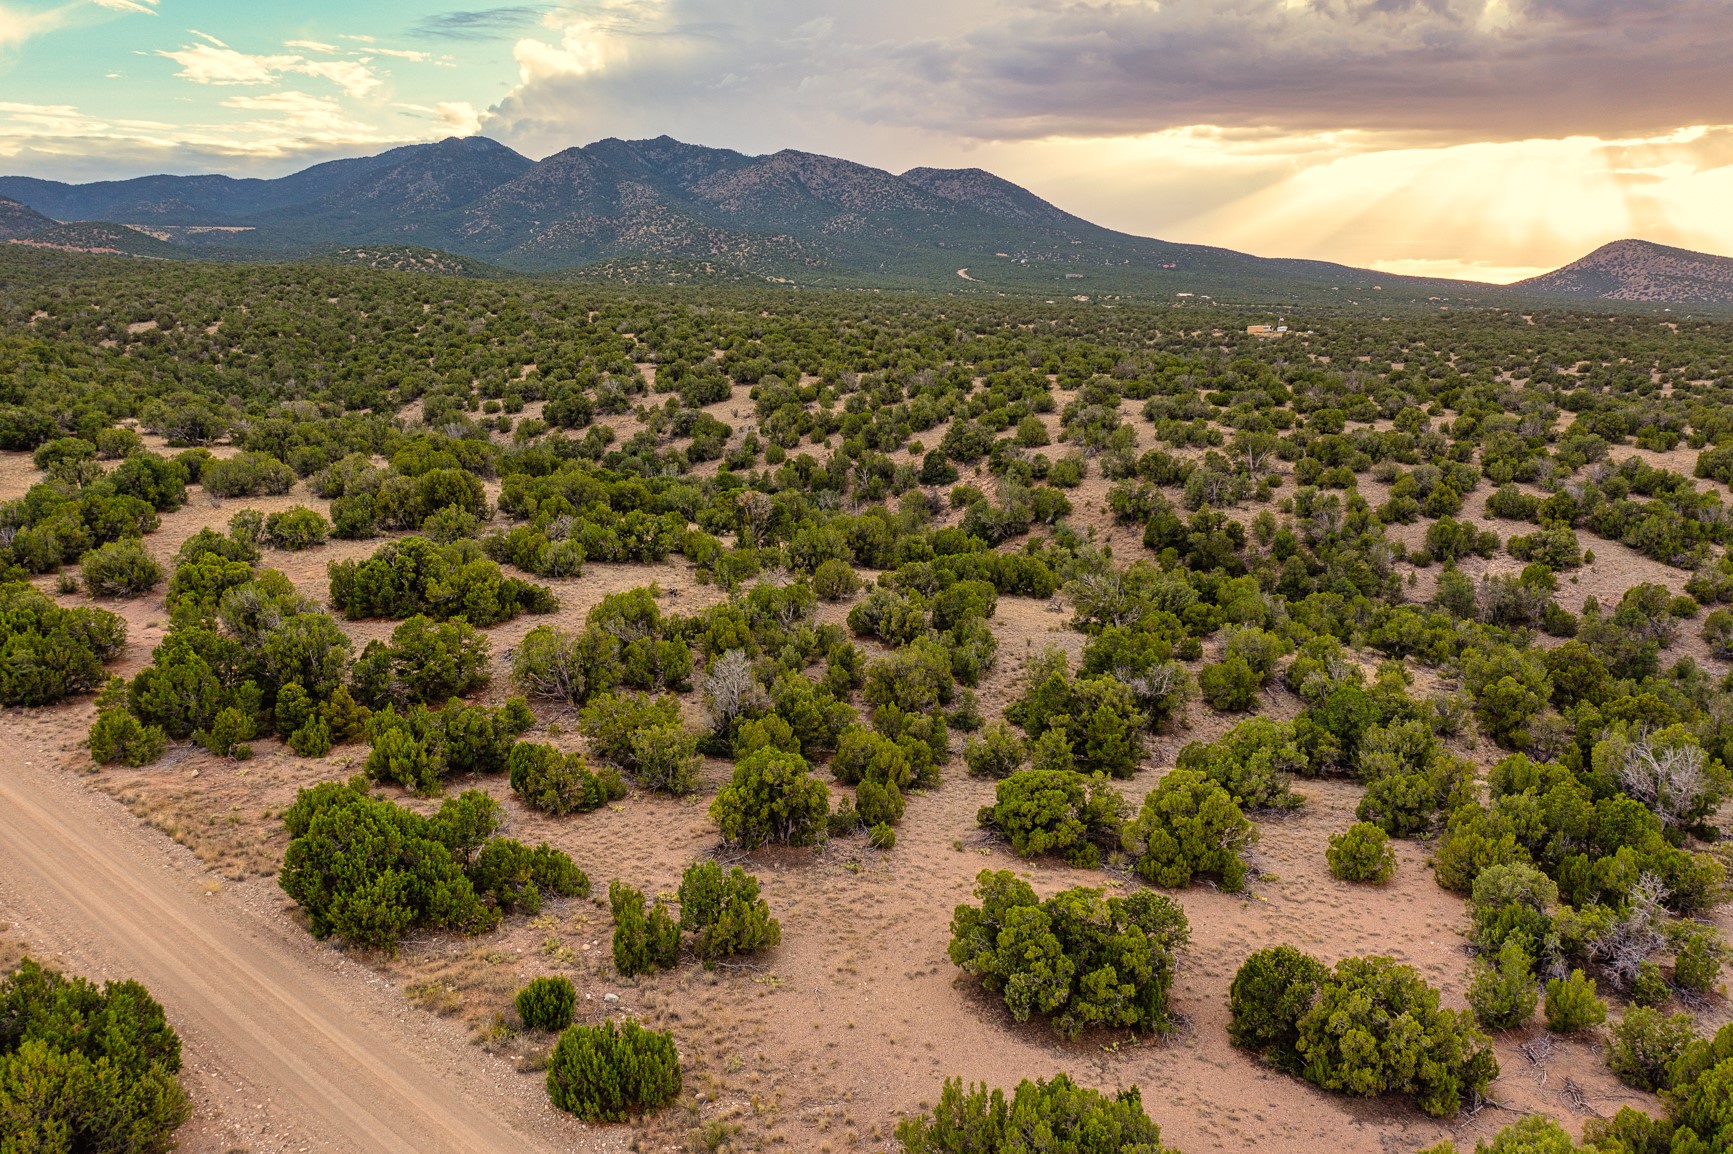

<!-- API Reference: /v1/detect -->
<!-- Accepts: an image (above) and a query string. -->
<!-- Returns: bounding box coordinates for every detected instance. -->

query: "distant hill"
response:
[7,221,180,258]
[0,135,1488,301]
[1516,239,1733,304]
[0,195,55,240]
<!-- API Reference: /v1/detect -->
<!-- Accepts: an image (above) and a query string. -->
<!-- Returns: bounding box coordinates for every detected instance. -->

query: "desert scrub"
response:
[1229,946,1497,1116]
[963,721,1028,779]
[677,861,781,968]
[329,535,555,625]
[975,768,1126,868]
[263,506,330,550]
[1004,653,1145,778]
[1466,938,1539,1031]
[200,451,295,498]
[1326,822,1396,884]
[515,976,576,1032]
[278,778,584,949]
[579,692,701,795]
[896,1074,1176,1154]
[609,880,680,976]
[79,539,164,597]
[1173,717,1305,812]
[1606,1007,1696,1092]
[1122,769,1255,891]
[88,706,168,767]
[948,869,1188,1038]
[507,741,626,814]
[545,1019,682,1122]
[1544,969,1607,1033]
[1,582,126,705]
[710,747,830,849]
[0,959,190,1152]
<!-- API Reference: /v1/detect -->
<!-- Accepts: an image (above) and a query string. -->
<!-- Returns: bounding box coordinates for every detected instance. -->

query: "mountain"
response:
[0,137,532,228]
[1515,239,1733,304]
[0,196,55,240]
[25,135,1714,305]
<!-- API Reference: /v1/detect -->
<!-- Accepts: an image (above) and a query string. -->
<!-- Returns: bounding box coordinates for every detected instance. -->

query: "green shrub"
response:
[1326,822,1396,884]
[88,707,168,766]
[868,821,896,850]
[80,539,164,597]
[263,506,330,550]
[329,535,555,625]
[609,881,680,976]
[1607,1007,1696,1092]
[381,616,491,703]
[812,558,860,600]
[677,861,781,968]
[976,769,1126,868]
[201,451,295,498]
[895,1074,1176,1154]
[516,976,576,1032]
[288,716,333,757]
[1667,1048,1733,1146]
[1173,718,1305,812]
[1466,938,1540,1031]
[1005,658,1145,778]
[467,837,587,915]
[507,742,626,814]
[1630,960,1670,1008]
[276,777,544,949]
[0,582,126,705]
[831,725,933,790]
[1544,969,1607,1033]
[1199,656,1261,712]
[1419,1115,1582,1154]
[1467,863,1557,953]
[198,705,256,757]
[545,1019,682,1123]
[578,692,701,794]
[710,747,831,849]
[421,504,479,544]
[1670,923,1725,995]
[963,722,1027,779]
[628,724,703,795]
[1227,947,1497,1116]
[95,426,143,459]
[1226,944,1330,1067]
[512,623,622,705]
[947,869,1188,1038]
[363,698,533,794]
[0,959,190,1154]
[1122,769,1255,891]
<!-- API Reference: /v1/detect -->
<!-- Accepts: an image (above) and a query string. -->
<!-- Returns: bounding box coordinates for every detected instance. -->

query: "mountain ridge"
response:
[1,137,1730,305]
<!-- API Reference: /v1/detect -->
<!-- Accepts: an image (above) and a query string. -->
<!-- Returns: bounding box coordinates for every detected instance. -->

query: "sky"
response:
[3,0,1733,282]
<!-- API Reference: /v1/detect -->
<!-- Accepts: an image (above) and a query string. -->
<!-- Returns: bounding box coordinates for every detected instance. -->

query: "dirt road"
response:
[0,737,571,1154]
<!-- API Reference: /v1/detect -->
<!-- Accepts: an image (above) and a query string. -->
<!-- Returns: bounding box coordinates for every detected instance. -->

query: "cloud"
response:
[0,3,69,48]
[88,0,156,12]
[483,0,1733,152]
[411,6,546,41]
[0,89,398,176]
[158,35,382,98]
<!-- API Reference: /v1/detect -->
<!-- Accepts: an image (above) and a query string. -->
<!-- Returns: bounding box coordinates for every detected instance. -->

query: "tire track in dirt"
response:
[0,754,563,1154]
